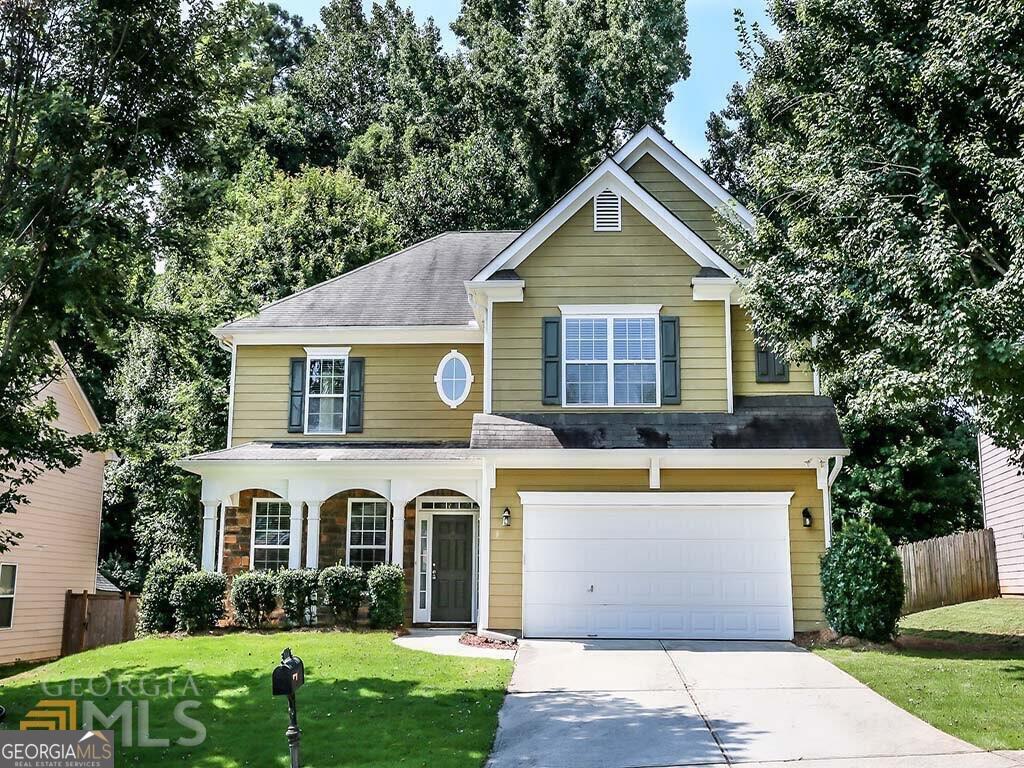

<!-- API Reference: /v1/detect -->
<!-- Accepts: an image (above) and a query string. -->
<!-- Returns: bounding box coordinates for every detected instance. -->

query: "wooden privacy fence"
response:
[898,528,1000,615]
[61,591,138,656]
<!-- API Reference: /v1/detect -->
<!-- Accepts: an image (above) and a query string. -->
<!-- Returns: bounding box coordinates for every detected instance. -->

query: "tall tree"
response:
[0,0,217,542]
[717,0,1024,465]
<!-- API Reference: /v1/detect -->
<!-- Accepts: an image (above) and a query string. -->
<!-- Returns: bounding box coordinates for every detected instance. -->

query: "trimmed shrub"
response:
[319,565,366,626]
[820,518,905,642]
[230,570,279,628]
[136,553,196,636]
[171,571,227,633]
[278,568,320,626]
[367,563,405,629]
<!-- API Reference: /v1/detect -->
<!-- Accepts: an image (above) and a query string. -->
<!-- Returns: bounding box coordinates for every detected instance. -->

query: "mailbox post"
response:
[273,647,305,768]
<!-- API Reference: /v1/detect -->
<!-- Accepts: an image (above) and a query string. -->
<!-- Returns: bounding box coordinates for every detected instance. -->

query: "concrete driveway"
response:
[487,639,1022,768]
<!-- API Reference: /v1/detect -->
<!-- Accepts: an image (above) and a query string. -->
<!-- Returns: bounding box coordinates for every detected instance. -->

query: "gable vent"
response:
[593,189,621,232]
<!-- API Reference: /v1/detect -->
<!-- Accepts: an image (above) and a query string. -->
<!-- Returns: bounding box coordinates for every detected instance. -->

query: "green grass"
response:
[899,598,1024,646]
[816,598,1024,750]
[0,631,512,767]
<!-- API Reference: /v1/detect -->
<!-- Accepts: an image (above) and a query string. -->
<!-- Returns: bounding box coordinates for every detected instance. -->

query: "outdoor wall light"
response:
[802,508,813,528]
[502,507,512,527]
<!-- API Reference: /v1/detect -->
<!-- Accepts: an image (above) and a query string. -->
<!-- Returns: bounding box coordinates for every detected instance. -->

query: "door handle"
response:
[587,585,594,593]
[432,565,438,581]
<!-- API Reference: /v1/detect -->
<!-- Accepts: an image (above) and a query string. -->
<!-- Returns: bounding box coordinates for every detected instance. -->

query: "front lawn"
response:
[0,631,512,767]
[816,598,1024,750]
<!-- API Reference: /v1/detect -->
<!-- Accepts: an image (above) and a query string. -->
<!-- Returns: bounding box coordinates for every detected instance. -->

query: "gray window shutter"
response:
[542,317,561,405]
[347,357,365,432]
[660,316,681,404]
[755,343,790,383]
[287,358,306,433]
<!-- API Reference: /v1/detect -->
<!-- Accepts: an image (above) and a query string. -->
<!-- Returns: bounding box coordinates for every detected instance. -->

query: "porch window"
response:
[564,315,659,406]
[347,500,390,571]
[305,348,348,434]
[252,500,290,571]
[0,563,16,629]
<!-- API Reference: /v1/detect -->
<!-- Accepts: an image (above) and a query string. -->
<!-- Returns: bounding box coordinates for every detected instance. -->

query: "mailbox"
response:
[273,648,305,697]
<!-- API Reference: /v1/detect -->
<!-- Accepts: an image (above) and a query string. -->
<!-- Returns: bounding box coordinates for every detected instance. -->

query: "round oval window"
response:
[435,351,473,408]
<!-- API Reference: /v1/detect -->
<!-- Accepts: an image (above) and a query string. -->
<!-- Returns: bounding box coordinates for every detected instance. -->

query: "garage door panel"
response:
[522,498,795,640]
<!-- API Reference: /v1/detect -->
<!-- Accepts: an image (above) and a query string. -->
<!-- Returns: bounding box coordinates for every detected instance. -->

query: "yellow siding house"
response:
[181,127,847,640]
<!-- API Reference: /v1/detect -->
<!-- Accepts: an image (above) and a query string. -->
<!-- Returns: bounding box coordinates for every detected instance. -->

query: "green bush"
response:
[277,568,320,626]
[820,518,905,641]
[171,571,227,633]
[319,565,366,626]
[230,571,279,629]
[136,553,196,635]
[367,563,405,629]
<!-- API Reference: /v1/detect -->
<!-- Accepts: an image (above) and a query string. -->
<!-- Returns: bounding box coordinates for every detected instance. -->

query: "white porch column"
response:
[216,500,229,573]
[390,501,405,568]
[477,461,494,632]
[288,499,304,569]
[305,500,322,569]
[201,500,219,571]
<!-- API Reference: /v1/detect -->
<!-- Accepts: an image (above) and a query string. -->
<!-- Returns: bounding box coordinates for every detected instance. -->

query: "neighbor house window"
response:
[0,564,16,629]
[347,500,390,571]
[434,350,473,408]
[564,314,659,406]
[305,348,349,434]
[252,500,290,570]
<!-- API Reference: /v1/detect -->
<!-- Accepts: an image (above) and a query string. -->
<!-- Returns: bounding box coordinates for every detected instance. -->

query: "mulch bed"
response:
[794,628,1024,654]
[459,632,518,651]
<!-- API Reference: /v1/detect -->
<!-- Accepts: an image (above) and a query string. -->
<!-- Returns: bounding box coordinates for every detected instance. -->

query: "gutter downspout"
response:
[823,456,844,548]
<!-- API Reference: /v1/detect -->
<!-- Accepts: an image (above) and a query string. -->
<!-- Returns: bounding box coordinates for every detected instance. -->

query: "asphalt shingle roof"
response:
[470,396,846,450]
[219,231,521,331]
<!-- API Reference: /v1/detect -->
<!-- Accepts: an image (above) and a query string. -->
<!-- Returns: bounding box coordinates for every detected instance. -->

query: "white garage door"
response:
[521,492,795,640]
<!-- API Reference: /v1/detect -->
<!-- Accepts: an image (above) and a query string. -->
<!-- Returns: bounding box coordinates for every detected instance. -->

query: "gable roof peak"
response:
[613,126,754,230]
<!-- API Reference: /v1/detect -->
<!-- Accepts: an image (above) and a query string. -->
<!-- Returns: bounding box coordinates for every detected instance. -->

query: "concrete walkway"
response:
[487,639,1016,768]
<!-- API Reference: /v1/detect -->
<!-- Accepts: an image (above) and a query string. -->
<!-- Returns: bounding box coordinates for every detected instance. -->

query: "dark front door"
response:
[431,515,473,622]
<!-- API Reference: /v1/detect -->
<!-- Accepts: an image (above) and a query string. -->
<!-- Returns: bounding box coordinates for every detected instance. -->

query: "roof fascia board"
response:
[49,342,102,435]
[473,160,741,281]
[213,325,483,346]
[613,126,755,230]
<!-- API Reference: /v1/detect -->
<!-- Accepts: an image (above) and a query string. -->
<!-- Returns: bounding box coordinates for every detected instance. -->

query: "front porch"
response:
[186,449,487,628]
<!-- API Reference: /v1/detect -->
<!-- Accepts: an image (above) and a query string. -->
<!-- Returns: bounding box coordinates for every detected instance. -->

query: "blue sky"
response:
[279,0,771,160]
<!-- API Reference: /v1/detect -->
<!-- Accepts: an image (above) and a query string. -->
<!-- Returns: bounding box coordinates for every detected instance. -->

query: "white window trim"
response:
[303,347,351,436]
[249,498,291,571]
[0,562,17,630]
[561,313,661,408]
[345,498,392,568]
[413,496,479,625]
[434,349,475,409]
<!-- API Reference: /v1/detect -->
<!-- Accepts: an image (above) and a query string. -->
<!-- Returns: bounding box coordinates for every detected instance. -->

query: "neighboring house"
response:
[0,347,105,663]
[181,127,849,640]
[978,433,1023,596]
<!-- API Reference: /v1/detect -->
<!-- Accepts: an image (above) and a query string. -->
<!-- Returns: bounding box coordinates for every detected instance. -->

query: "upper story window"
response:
[755,343,790,384]
[593,189,621,231]
[563,310,660,406]
[435,350,473,408]
[252,499,290,571]
[305,347,349,434]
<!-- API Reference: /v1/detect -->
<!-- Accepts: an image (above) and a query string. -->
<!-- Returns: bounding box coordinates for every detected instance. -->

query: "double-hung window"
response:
[563,309,660,406]
[347,500,390,571]
[305,347,349,434]
[252,500,291,570]
[0,564,16,629]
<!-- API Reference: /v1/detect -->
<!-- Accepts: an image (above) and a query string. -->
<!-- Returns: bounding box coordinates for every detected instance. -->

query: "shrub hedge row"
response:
[137,553,405,636]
